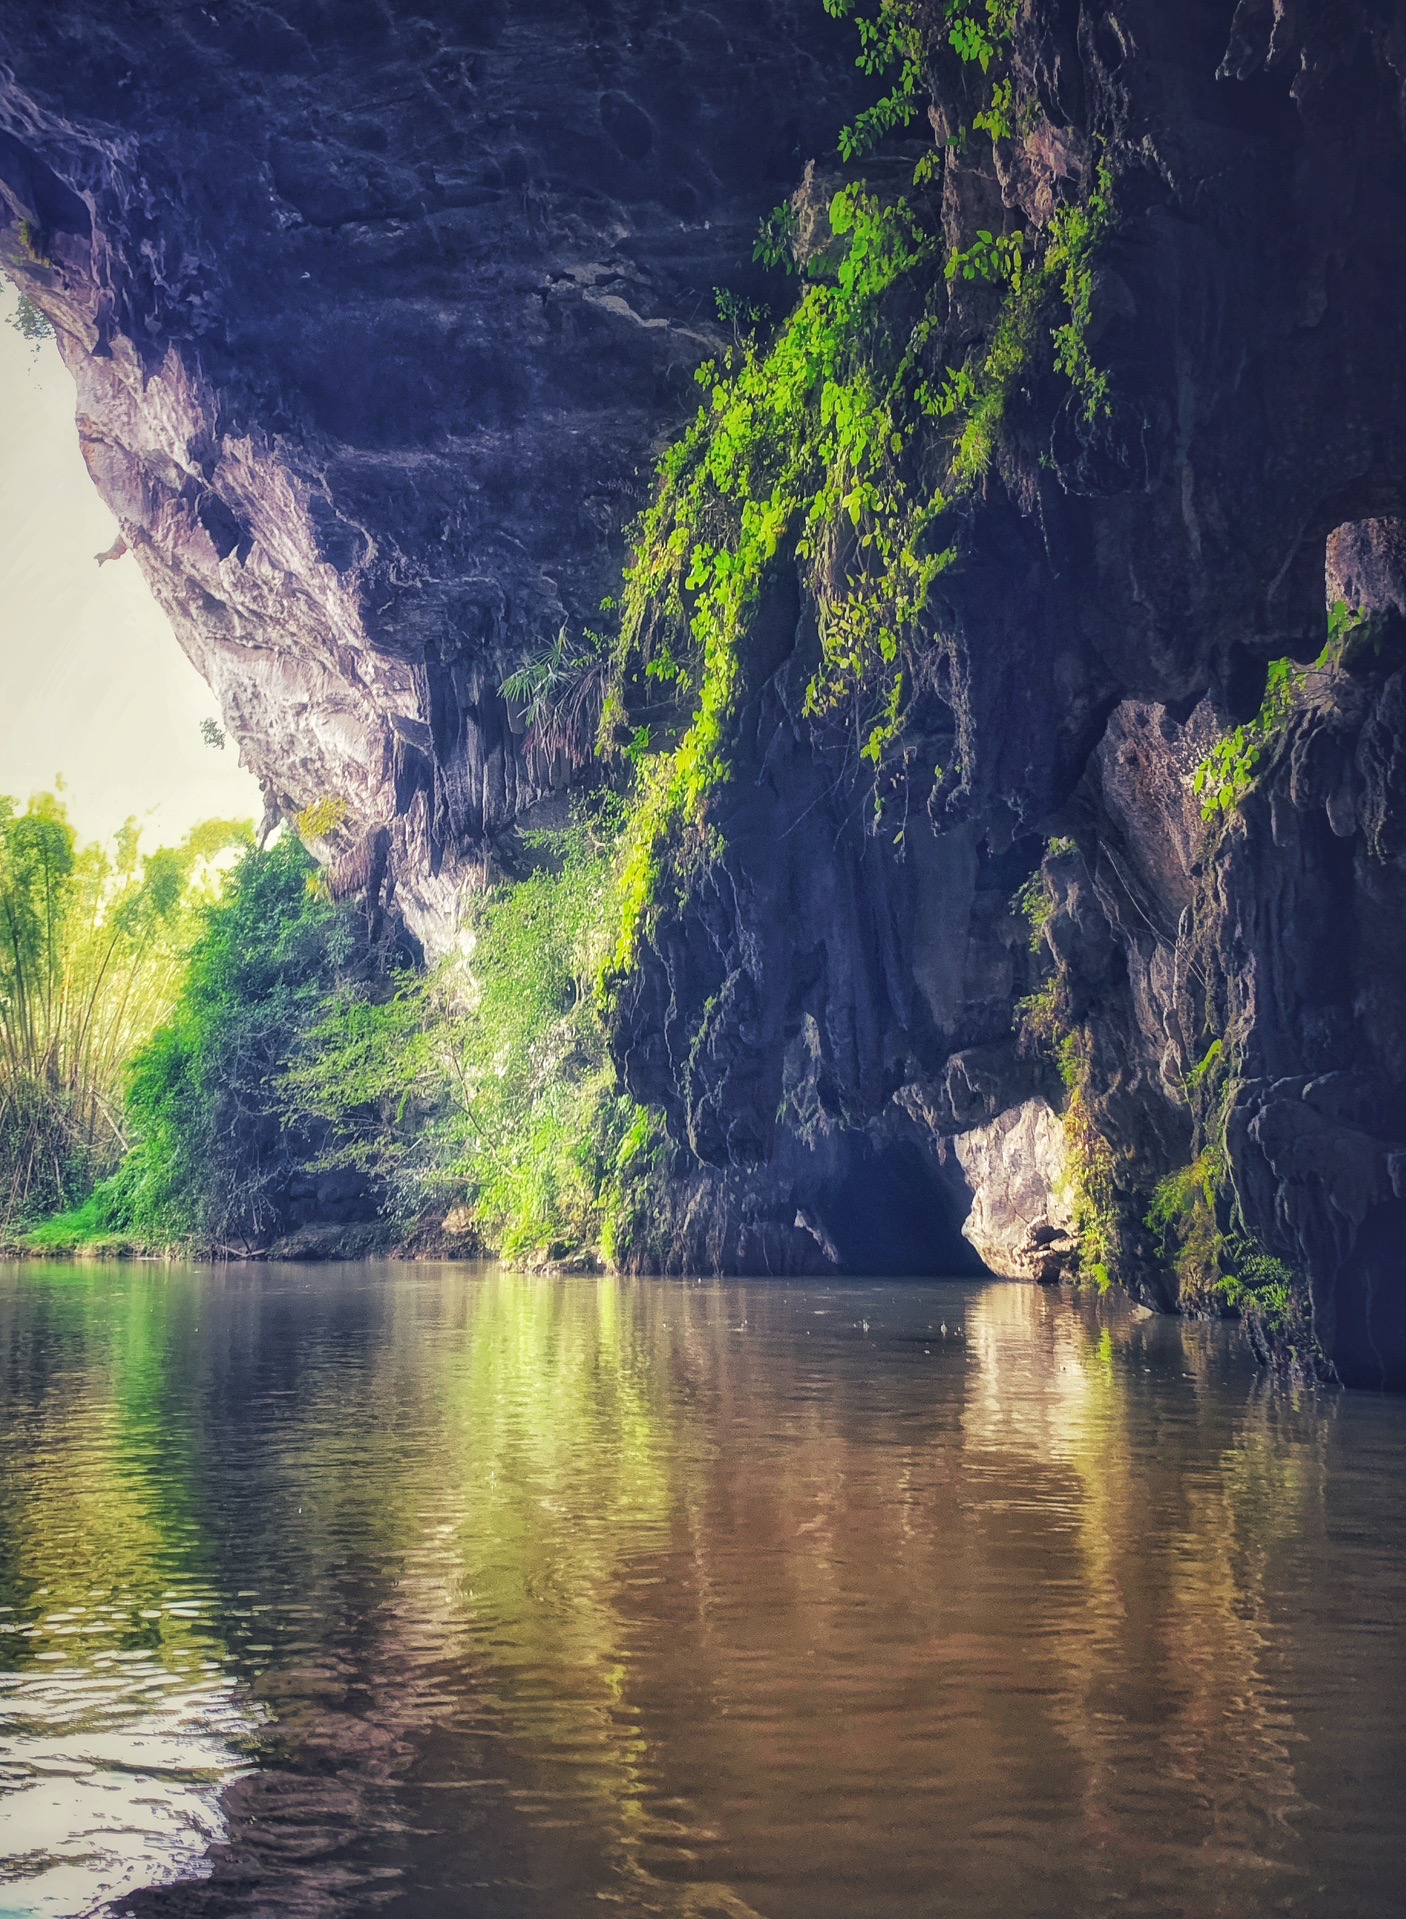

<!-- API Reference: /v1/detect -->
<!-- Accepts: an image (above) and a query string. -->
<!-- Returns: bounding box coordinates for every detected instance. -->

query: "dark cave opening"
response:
[1333,1199,1406,1392]
[812,1137,990,1280]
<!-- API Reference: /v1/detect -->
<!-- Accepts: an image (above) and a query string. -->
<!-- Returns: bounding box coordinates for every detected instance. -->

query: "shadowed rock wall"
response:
[5,1,1406,1384]
[0,0,859,938]
[604,1,1406,1386]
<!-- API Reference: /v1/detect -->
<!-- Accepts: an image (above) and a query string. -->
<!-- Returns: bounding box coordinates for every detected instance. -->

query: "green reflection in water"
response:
[0,1265,223,1663]
[0,1266,252,1919]
[0,1263,1401,1919]
[267,1268,707,1909]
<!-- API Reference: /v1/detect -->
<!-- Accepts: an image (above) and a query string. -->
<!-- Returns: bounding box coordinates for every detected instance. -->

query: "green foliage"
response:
[285,803,647,1264]
[1014,932,1121,1292]
[78,835,361,1250]
[824,0,1016,160]
[754,203,801,273]
[23,807,651,1265]
[1193,602,1370,821]
[19,1186,143,1257]
[501,625,608,770]
[293,795,349,842]
[596,1,1119,971]
[1013,868,1053,951]
[1,268,52,349]
[604,182,953,966]
[714,287,769,344]
[1015,976,1063,1045]
[455,817,638,1258]
[1182,1037,1224,1094]
[1047,185,1114,423]
[1193,658,1302,819]
[946,227,1025,287]
[1146,1152,1225,1306]
[0,793,248,1231]
[1063,1057,1119,1293]
[199,718,226,751]
[926,162,1115,479]
[824,0,929,160]
[972,76,1015,141]
[1145,1041,1320,1358]
[1218,1246,1299,1337]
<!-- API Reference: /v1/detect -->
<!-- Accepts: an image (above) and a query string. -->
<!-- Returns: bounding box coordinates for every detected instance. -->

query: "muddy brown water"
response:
[0,1262,1403,1918]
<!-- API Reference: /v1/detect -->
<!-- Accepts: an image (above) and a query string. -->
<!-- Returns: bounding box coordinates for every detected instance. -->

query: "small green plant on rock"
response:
[501,625,609,769]
[1,268,52,348]
[1220,1237,1326,1373]
[1193,602,1370,821]
[1192,658,1301,819]
[1015,946,1122,1292]
[1146,1151,1225,1306]
[15,221,51,267]
[823,0,1019,164]
[1013,869,1054,952]
[294,794,349,842]
[1055,1032,1121,1292]
[755,202,802,273]
[1219,1246,1297,1333]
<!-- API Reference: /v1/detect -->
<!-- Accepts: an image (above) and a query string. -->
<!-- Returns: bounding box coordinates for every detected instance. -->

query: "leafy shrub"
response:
[1146,1153,1225,1305]
[1193,602,1369,820]
[1192,658,1302,819]
[824,0,1017,160]
[79,835,363,1250]
[500,624,609,772]
[0,793,247,1229]
[285,803,644,1263]
[293,795,349,842]
[1,269,52,348]
[1219,1247,1299,1334]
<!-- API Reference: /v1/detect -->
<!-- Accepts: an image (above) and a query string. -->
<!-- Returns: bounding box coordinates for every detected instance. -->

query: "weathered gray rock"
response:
[0,0,861,944]
[953,1099,1076,1283]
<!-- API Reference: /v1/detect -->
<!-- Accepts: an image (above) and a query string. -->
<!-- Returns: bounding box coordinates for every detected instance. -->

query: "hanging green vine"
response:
[601,1,1120,972]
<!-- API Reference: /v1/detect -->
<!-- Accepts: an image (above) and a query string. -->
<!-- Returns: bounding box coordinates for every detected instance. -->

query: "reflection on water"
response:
[0,1264,1403,1919]
[0,1275,257,1916]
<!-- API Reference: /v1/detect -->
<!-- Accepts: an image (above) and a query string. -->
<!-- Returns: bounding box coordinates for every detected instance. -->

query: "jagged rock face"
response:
[609,0,1406,1387]
[0,0,859,941]
[1056,547,1406,1390]
[608,601,1056,1278]
[6,0,1406,1385]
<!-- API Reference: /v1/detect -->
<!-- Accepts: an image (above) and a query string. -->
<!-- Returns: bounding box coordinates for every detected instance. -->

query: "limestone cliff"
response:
[4,1,1406,1387]
[597,0,1406,1392]
[0,0,858,937]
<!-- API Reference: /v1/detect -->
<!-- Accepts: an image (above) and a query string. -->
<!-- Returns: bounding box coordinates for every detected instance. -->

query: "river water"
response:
[0,1262,1403,1919]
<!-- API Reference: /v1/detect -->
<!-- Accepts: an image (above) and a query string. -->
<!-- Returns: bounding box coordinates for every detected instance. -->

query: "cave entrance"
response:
[812,1136,990,1279]
[1333,1199,1406,1393]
